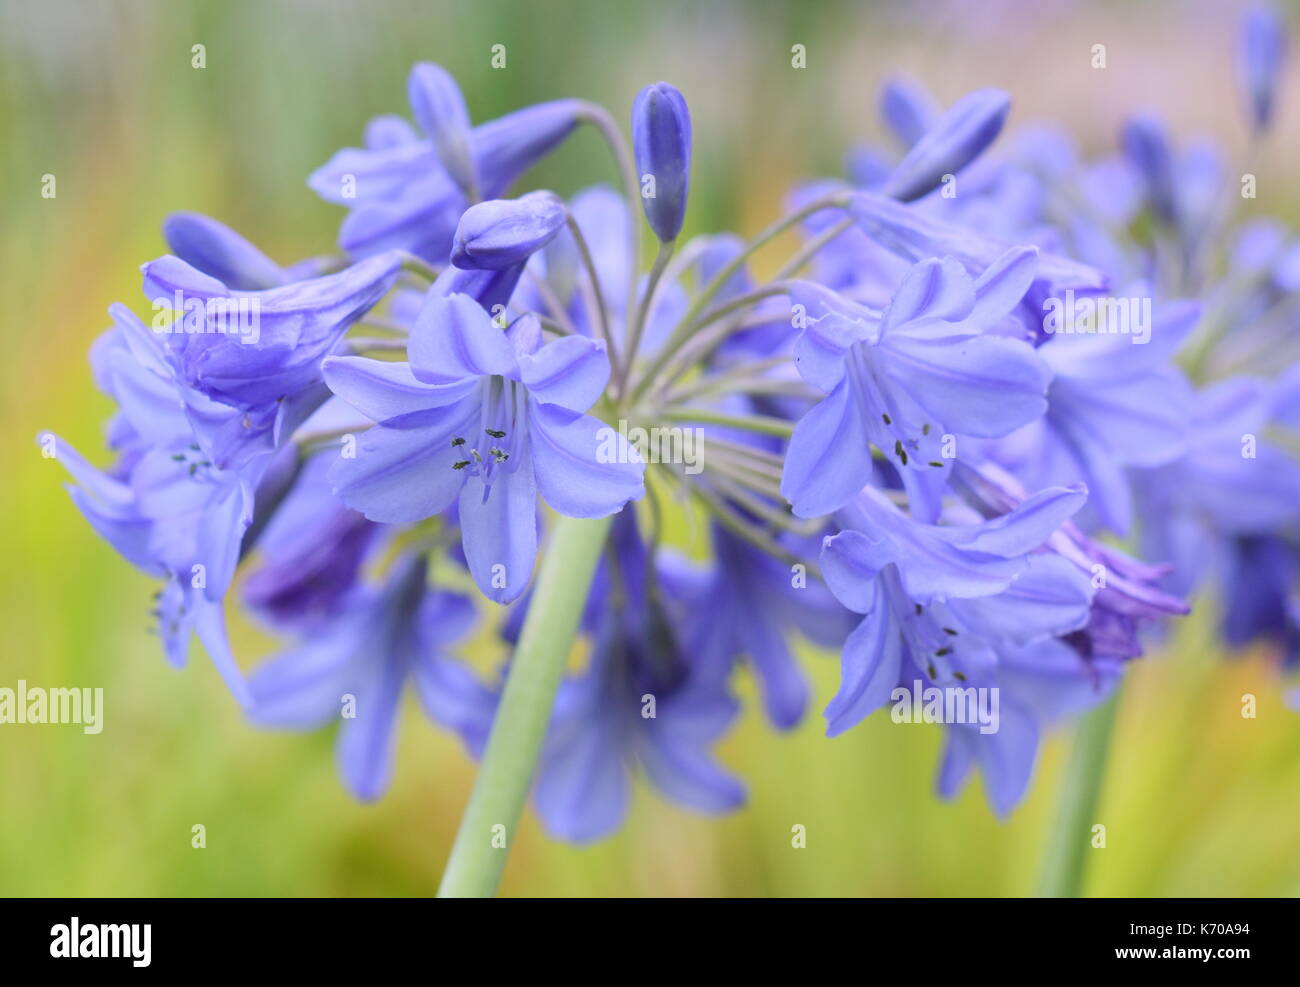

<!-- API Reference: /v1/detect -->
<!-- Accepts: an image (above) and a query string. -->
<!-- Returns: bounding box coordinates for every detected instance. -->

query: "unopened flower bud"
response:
[631,82,691,242]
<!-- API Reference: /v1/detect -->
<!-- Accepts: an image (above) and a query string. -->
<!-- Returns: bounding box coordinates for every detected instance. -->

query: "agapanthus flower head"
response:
[46,39,1300,858]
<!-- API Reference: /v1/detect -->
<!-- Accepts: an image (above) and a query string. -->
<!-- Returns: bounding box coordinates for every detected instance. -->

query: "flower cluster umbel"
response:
[46,6,1300,839]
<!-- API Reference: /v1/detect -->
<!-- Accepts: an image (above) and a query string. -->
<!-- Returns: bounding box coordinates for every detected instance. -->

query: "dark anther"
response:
[485,428,506,438]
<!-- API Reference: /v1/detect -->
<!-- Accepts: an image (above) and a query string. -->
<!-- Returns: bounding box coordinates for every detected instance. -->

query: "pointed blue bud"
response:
[1240,5,1287,134]
[162,212,285,290]
[882,88,1010,202]
[1121,113,1178,224]
[631,81,692,242]
[878,77,939,149]
[408,62,478,198]
[451,191,567,270]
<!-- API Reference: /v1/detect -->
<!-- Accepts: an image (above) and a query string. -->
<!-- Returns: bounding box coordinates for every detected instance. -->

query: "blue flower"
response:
[43,309,268,705]
[241,453,380,633]
[847,190,1109,305]
[820,484,1095,813]
[139,250,401,472]
[781,248,1051,518]
[141,251,401,409]
[529,513,743,841]
[686,521,854,729]
[322,294,644,602]
[995,300,1200,535]
[247,555,484,801]
[309,63,581,261]
[1134,375,1300,594]
[952,460,1189,664]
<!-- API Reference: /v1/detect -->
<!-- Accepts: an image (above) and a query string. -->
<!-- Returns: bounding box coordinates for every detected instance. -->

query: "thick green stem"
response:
[1035,687,1122,898]
[436,513,613,898]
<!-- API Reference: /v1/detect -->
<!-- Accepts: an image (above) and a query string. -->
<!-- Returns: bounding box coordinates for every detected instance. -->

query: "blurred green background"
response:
[3,0,1300,897]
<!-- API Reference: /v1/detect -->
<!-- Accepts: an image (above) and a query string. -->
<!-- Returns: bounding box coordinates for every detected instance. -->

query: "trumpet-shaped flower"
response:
[323,294,644,602]
[782,247,1051,518]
